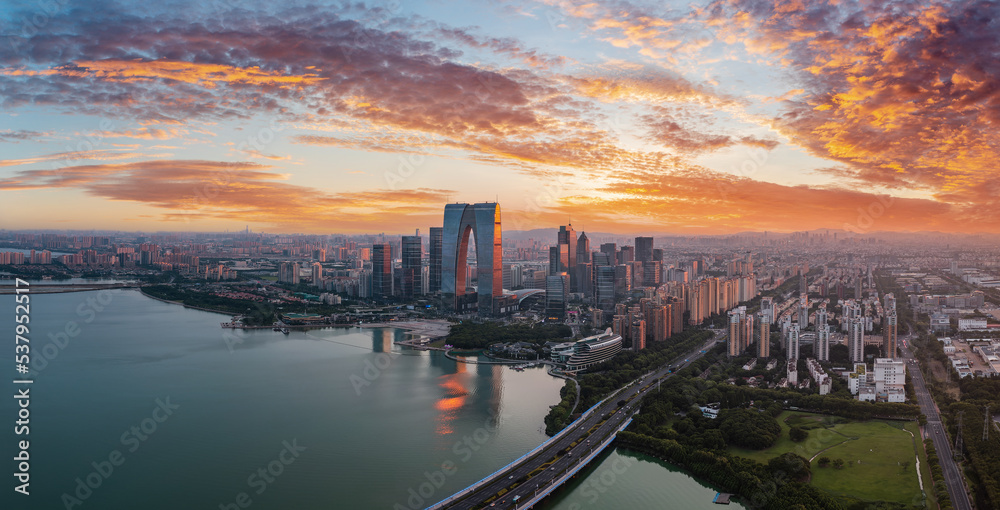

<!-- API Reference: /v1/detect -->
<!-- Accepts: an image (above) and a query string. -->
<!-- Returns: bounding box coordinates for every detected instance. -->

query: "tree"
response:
[719,409,781,450]
[833,458,845,469]
[818,456,831,467]
[768,452,811,482]
[789,426,808,442]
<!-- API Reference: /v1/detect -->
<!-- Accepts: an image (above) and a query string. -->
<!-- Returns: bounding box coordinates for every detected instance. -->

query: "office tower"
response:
[600,243,617,261]
[652,248,663,262]
[311,262,323,288]
[400,234,422,298]
[642,261,662,288]
[635,236,653,262]
[576,231,590,264]
[576,262,593,297]
[618,246,634,264]
[758,314,771,358]
[549,244,569,275]
[787,322,800,360]
[278,262,300,285]
[816,305,830,361]
[594,265,616,312]
[441,203,502,315]
[371,244,393,299]
[614,264,632,298]
[558,224,577,291]
[545,273,569,320]
[800,273,807,295]
[429,227,443,293]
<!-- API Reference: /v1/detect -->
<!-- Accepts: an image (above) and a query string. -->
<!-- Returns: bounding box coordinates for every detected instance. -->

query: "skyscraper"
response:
[846,301,865,363]
[311,262,323,288]
[400,234,422,298]
[787,322,800,360]
[558,224,577,271]
[371,244,393,299]
[545,273,569,320]
[758,314,771,358]
[576,231,590,264]
[635,236,653,263]
[441,203,502,316]
[883,293,897,358]
[549,244,569,275]
[429,227,443,293]
[278,261,300,285]
[816,305,830,361]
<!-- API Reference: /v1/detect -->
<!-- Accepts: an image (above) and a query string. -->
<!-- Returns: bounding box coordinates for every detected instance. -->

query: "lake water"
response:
[1,288,741,509]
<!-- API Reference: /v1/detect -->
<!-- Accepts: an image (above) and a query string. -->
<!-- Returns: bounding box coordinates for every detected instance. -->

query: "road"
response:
[900,336,973,510]
[432,333,721,510]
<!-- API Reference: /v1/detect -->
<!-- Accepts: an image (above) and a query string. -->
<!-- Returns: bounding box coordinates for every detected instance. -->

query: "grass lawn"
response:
[730,411,852,464]
[729,411,922,505]
[809,420,922,505]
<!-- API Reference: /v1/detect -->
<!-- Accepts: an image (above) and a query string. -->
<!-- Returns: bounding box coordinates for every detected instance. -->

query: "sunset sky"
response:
[1,0,998,234]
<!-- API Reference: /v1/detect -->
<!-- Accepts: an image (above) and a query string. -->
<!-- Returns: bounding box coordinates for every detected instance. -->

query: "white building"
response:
[958,318,988,331]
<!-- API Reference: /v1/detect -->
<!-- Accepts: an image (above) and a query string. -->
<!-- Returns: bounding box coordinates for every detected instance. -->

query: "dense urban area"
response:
[5,223,1000,509]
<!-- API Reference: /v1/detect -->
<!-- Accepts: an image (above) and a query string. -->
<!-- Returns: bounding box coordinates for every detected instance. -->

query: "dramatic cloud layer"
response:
[0,0,996,233]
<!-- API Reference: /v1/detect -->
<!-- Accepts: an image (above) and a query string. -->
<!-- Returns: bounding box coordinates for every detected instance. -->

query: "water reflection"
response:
[435,361,469,434]
[371,328,394,352]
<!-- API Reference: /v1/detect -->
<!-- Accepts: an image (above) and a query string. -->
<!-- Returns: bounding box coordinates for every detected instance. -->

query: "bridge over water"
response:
[427,334,720,510]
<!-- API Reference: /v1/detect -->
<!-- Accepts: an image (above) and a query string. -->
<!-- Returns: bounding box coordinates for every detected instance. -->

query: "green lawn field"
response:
[730,411,923,505]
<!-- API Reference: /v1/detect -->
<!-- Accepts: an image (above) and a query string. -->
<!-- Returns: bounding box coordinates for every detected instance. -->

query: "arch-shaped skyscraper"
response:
[441,203,502,316]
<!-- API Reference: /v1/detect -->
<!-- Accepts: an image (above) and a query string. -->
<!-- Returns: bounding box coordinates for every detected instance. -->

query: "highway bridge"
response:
[428,332,722,510]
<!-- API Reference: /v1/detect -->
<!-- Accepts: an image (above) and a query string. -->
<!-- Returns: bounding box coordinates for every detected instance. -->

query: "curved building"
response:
[565,329,623,371]
[441,202,502,316]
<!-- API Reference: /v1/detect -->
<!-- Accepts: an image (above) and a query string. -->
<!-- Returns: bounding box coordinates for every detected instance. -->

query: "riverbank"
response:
[138,287,233,316]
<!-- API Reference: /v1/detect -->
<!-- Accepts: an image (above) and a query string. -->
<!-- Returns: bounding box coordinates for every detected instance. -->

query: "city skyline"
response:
[2,0,999,235]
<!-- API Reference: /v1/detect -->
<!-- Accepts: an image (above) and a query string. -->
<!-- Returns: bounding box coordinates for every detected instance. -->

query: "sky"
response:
[0,0,998,235]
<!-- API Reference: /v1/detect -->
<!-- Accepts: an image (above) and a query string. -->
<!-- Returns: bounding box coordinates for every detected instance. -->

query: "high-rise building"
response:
[614,264,632,298]
[798,293,809,326]
[618,246,634,264]
[545,273,569,320]
[400,234,422,298]
[599,243,617,261]
[429,227,443,293]
[846,302,865,363]
[632,319,646,351]
[787,322,800,360]
[594,265,616,312]
[635,237,653,263]
[728,306,748,357]
[441,203,502,315]
[576,232,590,264]
[558,224,577,290]
[371,244,393,299]
[760,296,774,324]
[549,244,569,275]
[758,314,771,358]
[311,262,323,288]
[278,261,300,285]
[883,293,897,358]
[816,305,830,361]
